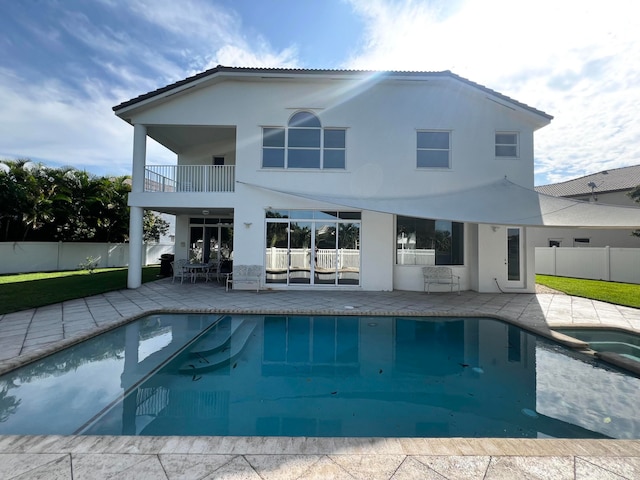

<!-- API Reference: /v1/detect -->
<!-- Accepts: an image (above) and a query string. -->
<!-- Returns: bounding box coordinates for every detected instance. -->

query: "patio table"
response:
[186,263,209,283]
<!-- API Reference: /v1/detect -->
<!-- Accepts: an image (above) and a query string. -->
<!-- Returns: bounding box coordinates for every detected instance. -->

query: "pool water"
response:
[0,314,638,439]
[554,328,640,363]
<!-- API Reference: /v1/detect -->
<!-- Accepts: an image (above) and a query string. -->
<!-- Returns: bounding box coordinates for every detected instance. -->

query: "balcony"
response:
[144,165,235,193]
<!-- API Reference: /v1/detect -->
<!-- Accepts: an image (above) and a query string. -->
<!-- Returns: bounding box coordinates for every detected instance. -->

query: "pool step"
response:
[179,319,257,373]
[188,316,246,356]
[590,341,640,361]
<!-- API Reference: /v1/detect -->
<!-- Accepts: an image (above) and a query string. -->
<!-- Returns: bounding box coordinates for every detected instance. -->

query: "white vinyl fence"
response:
[265,247,360,271]
[0,242,174,275]
[536,247,640,284]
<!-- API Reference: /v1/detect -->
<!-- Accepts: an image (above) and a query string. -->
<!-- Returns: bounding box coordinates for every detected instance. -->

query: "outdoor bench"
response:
[422,266,460,294]
[226,264,262,292]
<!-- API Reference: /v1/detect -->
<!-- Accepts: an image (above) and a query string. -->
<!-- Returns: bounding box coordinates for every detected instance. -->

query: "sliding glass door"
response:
[189,218,233,270]
[289,221,311,284]
[265,210,360,286]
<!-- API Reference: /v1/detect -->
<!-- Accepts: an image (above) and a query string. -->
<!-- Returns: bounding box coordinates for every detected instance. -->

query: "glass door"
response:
[189,219,233,271]
[506,227,524,288]
[338,222,360,285]
[315,222,337,284]
[265,211,361,286]
[265,222,288,284]
[288,221,311,284]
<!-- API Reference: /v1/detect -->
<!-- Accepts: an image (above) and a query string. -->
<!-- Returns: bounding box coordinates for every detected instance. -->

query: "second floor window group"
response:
[263,111,346,169]
[263,111,519,170]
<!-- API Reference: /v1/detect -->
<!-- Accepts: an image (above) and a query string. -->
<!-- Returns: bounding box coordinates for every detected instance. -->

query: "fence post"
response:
[604,246,611,281]
[552,245,557,276]
[142,242,148,266]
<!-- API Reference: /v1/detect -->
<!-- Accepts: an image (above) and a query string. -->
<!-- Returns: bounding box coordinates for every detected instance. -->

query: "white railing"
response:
[396,248,436,265]
[265,247,360,271]
[145,165,235,193]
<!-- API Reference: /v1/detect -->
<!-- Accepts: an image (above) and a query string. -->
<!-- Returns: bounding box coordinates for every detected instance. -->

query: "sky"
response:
[1,0,640,186]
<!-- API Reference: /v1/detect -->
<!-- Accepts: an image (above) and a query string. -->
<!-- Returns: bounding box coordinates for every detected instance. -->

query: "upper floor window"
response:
[417,131,450,168]
[495,132,518,158]
[262,128,285,167]
[262,111,345,169]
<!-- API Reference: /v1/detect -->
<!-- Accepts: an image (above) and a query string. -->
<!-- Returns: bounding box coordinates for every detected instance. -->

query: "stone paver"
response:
[0,279,639,479]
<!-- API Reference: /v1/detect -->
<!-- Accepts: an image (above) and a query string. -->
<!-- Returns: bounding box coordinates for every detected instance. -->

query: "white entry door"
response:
[506,227,524,288]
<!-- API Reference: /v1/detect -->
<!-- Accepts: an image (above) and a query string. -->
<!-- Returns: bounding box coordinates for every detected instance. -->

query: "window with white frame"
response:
[417,131,450,168]
[262,111,346,169]
[262,128,285,167]
[495,132,518,158]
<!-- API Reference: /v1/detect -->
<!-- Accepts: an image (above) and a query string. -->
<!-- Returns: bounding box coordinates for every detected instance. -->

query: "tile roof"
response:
[535,164,640,196]
[112,65,552,120]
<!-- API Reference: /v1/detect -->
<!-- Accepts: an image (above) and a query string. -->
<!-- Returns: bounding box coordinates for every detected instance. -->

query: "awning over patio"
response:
[239,178,640,228]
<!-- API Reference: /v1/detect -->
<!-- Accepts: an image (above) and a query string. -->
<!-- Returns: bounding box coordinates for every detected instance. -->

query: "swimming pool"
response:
[0,314,638,438]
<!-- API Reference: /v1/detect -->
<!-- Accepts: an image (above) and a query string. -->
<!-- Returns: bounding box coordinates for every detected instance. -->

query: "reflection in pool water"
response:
[0,314,638,438]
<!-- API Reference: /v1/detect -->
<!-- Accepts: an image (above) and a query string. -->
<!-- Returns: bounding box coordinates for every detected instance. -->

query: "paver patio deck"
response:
[0,278,639,479]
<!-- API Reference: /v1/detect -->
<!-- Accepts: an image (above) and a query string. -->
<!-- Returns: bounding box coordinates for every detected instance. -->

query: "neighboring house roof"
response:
[535,164,640,197]
[112,65,553,121]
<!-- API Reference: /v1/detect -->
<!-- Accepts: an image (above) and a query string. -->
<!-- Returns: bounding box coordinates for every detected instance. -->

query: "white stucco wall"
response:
[360,211,394,291]
[132,76,541,198]
[475,225,535,293]
[122,73,547,292]
[529,226,640,248]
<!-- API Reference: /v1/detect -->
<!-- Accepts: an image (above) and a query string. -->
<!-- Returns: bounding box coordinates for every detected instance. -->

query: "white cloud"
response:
[208,43,299,70]
[124,0,299,73]
[0,69,142,173]
[1,0,300,175]
[127,0,240,44]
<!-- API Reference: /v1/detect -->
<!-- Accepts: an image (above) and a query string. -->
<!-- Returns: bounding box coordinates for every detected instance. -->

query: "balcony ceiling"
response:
[151,206,234,217]
[146,125,236,154]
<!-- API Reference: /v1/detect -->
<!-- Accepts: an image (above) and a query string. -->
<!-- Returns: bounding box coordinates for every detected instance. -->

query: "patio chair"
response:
[205,259,218,283]
[171,259,192,284]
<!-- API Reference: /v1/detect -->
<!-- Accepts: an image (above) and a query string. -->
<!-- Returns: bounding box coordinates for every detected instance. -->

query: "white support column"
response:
[132,124,146,194]
[128,206,144,288]
[128,124,147,289]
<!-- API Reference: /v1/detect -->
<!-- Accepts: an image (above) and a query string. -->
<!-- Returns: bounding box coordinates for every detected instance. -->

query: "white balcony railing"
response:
[144,165,235,193]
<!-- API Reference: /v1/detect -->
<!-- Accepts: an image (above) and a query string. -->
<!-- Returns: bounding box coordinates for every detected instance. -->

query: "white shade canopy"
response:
[241,178,640,228]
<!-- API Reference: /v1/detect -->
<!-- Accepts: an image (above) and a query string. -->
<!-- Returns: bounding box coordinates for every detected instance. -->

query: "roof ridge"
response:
[112,66,552,119]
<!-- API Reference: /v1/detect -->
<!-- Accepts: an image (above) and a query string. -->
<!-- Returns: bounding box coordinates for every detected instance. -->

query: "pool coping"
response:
[1,434,640,457]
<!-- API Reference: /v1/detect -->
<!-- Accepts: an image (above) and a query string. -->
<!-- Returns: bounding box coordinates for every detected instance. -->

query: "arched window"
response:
[262,111,346,169]
[289,111,321,128]
[288,112,321,168]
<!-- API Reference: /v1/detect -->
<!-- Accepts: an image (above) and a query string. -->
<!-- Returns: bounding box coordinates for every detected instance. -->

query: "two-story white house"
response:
[113,66,558,293]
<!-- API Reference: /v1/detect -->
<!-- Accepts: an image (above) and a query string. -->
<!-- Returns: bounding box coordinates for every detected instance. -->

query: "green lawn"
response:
[1,269,637,315]
[536,274,640,309]
[0,266,161,315]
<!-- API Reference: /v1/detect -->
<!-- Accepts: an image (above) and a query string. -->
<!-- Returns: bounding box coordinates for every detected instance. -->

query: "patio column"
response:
[127,124,146,289]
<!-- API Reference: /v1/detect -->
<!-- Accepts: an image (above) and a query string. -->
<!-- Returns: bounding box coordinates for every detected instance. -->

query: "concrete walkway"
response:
[1,279,639,479]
